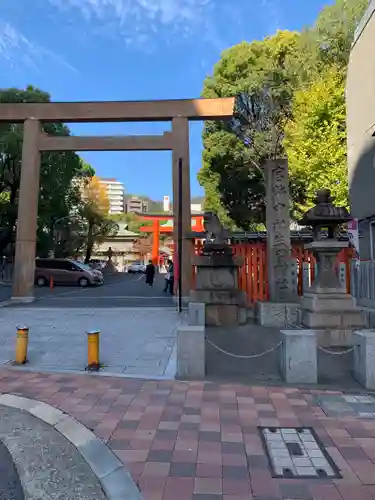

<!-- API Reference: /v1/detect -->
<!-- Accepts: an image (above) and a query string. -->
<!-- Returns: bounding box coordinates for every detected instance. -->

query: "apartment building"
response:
[346,0,375,259]
[126,197,148,214]
[99,178,125,214]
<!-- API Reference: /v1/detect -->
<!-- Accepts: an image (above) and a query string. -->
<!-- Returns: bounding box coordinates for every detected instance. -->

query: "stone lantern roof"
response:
[299,189,351,240]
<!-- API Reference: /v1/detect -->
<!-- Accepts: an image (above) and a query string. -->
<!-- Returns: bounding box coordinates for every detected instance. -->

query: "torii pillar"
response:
[12,118,41,301]
[152,219,160,266]
[172,117,192,299]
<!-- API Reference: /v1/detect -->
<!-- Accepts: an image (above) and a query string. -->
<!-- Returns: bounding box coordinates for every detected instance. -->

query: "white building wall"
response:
[99,179,125,214]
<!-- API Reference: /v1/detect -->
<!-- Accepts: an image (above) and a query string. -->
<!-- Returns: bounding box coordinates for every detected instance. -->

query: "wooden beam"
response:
[38,132,173,151]
[0,97,235,123]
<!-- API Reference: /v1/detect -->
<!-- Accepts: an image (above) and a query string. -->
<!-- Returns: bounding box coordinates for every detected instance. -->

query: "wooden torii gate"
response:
[0,97,234,301]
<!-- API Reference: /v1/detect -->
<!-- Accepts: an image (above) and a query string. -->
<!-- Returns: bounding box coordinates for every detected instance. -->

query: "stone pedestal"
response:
[300,241,366,346]
[280,330,317,384]
[353,330,375,390]
[190,253,246,326]
[256,302,299,328]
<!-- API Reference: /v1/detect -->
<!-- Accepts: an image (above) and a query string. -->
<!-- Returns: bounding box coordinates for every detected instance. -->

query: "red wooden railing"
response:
[192,241,354,305]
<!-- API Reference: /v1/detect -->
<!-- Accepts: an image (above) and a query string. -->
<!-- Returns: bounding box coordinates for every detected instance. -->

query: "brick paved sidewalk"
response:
[1,369,375,499]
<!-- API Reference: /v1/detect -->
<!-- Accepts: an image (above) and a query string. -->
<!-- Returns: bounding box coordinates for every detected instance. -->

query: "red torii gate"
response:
[138,213,204,265]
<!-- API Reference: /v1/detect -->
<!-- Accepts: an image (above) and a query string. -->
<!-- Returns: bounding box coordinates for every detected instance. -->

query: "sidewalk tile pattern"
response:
[316,394,375,418]
[2,369,375,498]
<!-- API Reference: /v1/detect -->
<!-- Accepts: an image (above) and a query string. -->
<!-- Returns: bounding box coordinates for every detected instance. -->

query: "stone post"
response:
[280,330,318,384]
[177,325,205,379]
[12,118,41,301]
[353,330,375,390]
[172,117,192,299]
[265,159,296,302]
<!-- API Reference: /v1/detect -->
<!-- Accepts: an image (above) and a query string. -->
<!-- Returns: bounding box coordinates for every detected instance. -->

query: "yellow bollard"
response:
[15,326,29,364]
[86,329,100,371]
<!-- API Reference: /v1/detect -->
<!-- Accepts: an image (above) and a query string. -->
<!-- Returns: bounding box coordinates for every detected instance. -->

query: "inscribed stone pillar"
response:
[12,118,41,300]
[172,117,192,298]
[265,159,296,302]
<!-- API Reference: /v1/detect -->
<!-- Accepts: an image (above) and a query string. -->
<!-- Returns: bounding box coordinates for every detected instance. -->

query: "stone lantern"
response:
[298,189,365,345]
[190,212,247,326]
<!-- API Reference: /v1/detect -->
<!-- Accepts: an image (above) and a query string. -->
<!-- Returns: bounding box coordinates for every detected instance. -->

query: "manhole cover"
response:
[259,427,341,479]
[315,394,375,418]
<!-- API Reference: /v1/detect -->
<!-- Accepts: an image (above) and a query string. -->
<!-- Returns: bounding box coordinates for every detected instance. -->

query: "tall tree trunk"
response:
[84,220,94,264]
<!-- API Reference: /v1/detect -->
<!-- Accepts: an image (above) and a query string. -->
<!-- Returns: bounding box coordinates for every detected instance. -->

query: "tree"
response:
[309,0,368,70]
[134,235,153,258]
[282,0,368,217]
[284,67,348,216]
[80,175,118,263]
[109,212,146,233]
[199,31,301,229]
[0,85,89,257]
[199,0,368,229]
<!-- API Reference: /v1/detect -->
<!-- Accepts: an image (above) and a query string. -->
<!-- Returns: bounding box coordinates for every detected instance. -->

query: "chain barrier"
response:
[317,345,357,356]
[205,338,283,359]
[206,337,356,359]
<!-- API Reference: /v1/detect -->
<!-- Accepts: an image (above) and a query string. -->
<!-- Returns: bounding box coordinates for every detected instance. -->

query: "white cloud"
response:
[47,0,216,46]
[0,20,77,72]
[49,0,212,25]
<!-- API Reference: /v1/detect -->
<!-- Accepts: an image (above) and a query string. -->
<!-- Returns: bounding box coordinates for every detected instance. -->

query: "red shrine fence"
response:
[191,240,354,306]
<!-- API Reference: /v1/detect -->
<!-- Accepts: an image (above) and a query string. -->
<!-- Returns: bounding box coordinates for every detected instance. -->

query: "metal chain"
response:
[205,339,283,359]
[317,345,357,356]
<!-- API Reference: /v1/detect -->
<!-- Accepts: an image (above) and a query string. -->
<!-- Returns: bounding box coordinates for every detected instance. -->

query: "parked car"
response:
[35,258,104,287]
[127,263,146,274]
[89,259,106,270]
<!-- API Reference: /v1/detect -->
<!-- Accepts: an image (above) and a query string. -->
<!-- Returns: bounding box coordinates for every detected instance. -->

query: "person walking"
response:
[145,260,155,287]
[163,259,174,295]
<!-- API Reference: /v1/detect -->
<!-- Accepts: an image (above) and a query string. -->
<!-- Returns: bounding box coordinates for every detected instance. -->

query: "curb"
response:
[0,393,144,500]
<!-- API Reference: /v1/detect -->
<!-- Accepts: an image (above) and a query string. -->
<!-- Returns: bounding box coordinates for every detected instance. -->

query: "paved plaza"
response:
[0,272,175,309]
[1,370,375,499]
[0,307,182,377]
[0,273,183,378]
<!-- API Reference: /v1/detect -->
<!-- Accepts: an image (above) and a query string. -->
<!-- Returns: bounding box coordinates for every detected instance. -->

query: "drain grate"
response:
[259,427,341,479]
[315,394,375,418]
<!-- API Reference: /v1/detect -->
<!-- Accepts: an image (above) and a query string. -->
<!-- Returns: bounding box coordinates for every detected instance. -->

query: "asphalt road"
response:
[0,438,24,500]
[1,272,175,308]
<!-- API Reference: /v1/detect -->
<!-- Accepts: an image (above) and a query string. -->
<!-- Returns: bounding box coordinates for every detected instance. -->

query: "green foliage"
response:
[200,31,300,229]
[0,85,90,257]
[78,176,119,263]
[310,0,368,69]
[284,67,348,217]
[109,212,147,233]
[200,0,368,229]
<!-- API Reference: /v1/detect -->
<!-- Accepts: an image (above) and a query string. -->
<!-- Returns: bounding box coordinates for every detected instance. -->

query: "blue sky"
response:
[0,0,332,201]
